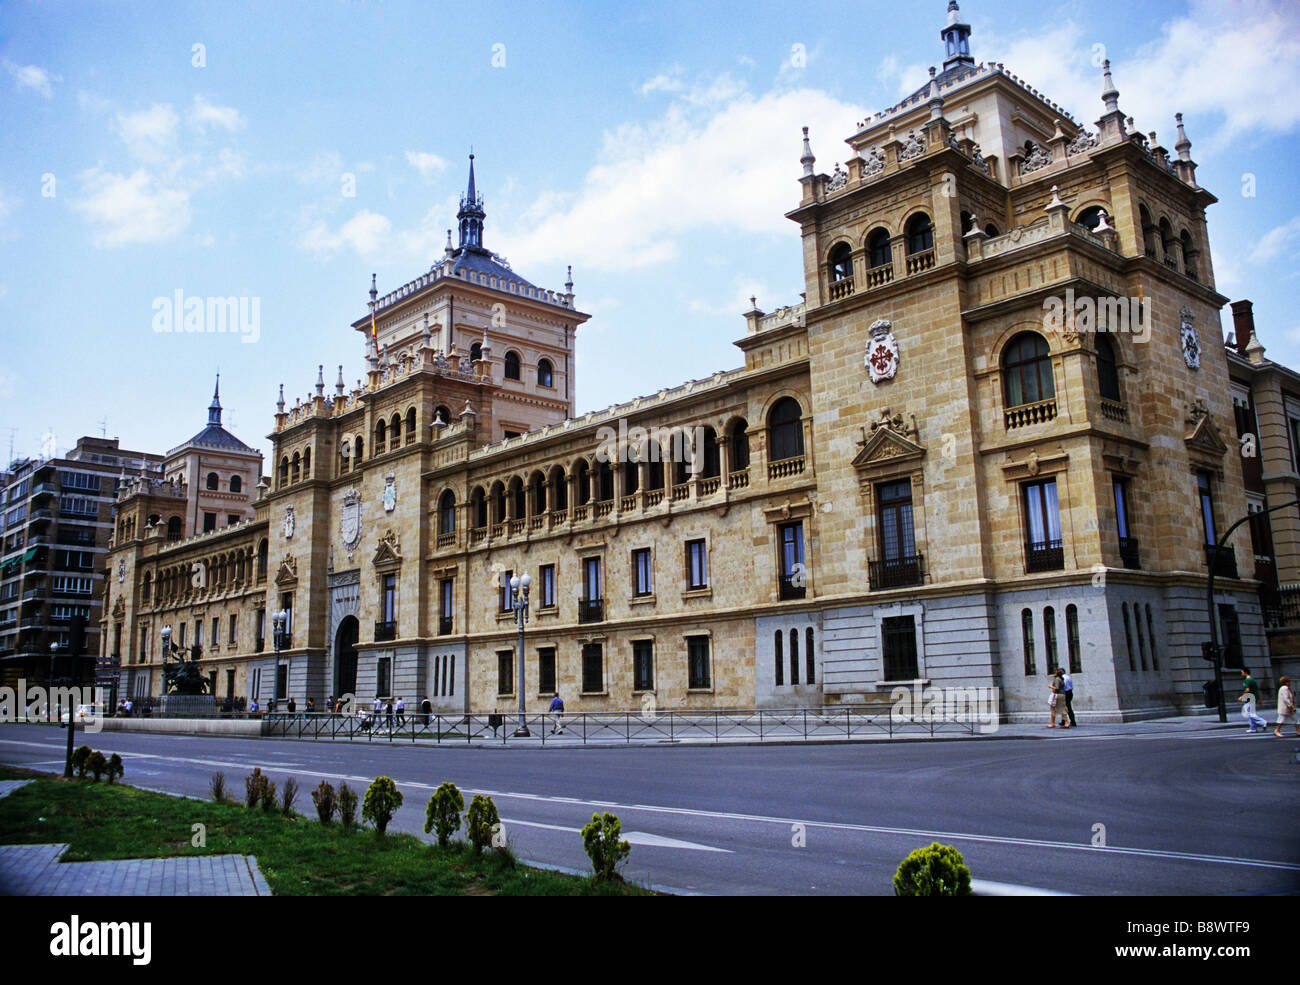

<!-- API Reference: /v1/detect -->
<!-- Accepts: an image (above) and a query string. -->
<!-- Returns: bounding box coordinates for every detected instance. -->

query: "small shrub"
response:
[581,812,630,882]
[72,745,92,778]
[361,776,403,836]
[86,751,108,782]
[466,794,500,854]
[893,842,972,897]
[311,781,337,824]
[337,783,358,830]
[280,776,298,816]
[210,771,227,803]
[244,768,267,808]
[106,753,124,785]
[259,778,278,813]
[424,782,464,848]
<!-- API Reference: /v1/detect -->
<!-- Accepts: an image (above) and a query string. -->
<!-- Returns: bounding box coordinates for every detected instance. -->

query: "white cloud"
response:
[113,104,180,164]
[493,83,862,273]
[73,168,191,247]
[688,278,773,318]
[1248,215,1300,264]
[405,150,449,178]
[189,95,244,132]
[3,59,61,98]
[639,70,685,96]
[299,209,393,257]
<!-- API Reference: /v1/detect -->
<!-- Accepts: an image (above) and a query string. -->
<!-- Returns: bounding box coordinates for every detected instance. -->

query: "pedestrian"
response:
[249,697,259,715]
[1046,671,1067,728]
[326,695,335,716]
[306,697,316,716]
[1273,675,1298,738]
[373,695,383,726]
[124,697,133,717]
[420,696,432,726]
[1061,667,1077,727]
[1237,667,1268,733]
[548,692,565,735]
[395,696,406,727]
[385,699,394,729]
[287,696,296,715]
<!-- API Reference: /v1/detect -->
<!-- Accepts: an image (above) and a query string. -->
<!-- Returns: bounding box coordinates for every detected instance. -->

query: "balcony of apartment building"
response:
[1118,537,1141,571]
[577,598,604,624]
[374,620,397,643]
[1205,544,1238,580]
[1026,538,1065,573]
[438,615,453,636]
[868,553,925,591]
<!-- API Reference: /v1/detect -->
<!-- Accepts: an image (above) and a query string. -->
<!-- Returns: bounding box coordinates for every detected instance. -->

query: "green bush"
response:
[465,794,500,854]
[338,783,358,829]
[210,771,227,803]
[311,781,337,824]
[893,842,972,896]
[259,778,278,813]
[244,768,267,808]
[71,746,92,778]
[106,753,124,785]
[361,776,403,835]
[86,751,108,782]
[581,812,630,882]
[424,781,464,847]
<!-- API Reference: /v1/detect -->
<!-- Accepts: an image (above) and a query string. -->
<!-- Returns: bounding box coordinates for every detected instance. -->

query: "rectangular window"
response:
[382,573,396,622]
[497,650,514,695]
[203,512,216,533]
[633,640,654,691]
[537,647,556,694]
[1024,479,1063,571]
[211,617,219,649]
[439,579,453,635]
[632,548,653,596]
[882,615,919,680]
[778,522,806,598]
[580,556,603,623]
[229,613,237,645]
[1218,604,1243,670]
[687,636,711,689]
[581,642,603,693]
[227,514,239,527]
[1066,605,1081,673]
[499,569,514,612]
[195,620,203,648]
[1043,607,1059,673]
[686,539,708,590]
[539,564,556,608]
[1197,472,1216,545]
[878,480,916,561]
[1022,608,1036,674]
[377,656,391,697]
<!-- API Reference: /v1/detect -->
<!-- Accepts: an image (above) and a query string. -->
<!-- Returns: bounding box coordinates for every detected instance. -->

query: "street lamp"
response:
[509,573,531,736]
[48,641,58,722]
[272,608,289,706]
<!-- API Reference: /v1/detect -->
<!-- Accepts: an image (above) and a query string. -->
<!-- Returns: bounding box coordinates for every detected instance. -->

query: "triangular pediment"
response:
[274,556,298,588]
[372,531,402,570]
[112,596,126,619]
[1185,411,1229,458]
[852,427,925,471]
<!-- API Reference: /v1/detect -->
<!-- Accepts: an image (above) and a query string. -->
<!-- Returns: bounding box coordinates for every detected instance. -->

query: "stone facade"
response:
[101,5,1287,722]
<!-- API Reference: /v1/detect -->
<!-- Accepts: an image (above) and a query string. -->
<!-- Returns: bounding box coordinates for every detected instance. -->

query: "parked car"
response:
[60,704,97,726]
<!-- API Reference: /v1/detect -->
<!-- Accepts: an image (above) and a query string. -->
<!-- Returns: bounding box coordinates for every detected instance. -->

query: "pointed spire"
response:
[457,152,486,250]
[1174,112,1192,161]
[927,65,944,120]
[369,272,378,303]
[276,383,285,414]
[800,127,816,177]
[565,265,574,294]
[335,365,345,396]
[208,374,222,426]
[421,311,432,347]
[444,229,454,257]
[941,1,973,71]
[1101,59,1120,115]
[315,365,325,398]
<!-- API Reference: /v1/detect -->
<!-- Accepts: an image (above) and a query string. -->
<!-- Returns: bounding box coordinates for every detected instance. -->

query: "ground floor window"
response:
[582,643,603,693]
[882,615,918,680]
[687,636,711,689]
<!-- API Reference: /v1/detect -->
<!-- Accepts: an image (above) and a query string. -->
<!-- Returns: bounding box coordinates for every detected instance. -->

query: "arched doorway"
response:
[334,616,359,699]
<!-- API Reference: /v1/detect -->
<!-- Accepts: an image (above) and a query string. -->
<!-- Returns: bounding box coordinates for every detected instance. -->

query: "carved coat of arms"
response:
[341,488,362,555]
[282,506,295,539]
[865,319,900,384]
[1180,307,1200,370]
[383,474,397,512]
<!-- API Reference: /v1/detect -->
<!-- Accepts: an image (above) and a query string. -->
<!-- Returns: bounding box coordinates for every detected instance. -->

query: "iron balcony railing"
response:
[578,599,604,624]
[868,553,924,590]
[1026,539,1064,572]
[1205,544,1237,579]
[1119,536,1141,570]
[778,573,806,600]
[374,620,397,642]
[438,615,453,636]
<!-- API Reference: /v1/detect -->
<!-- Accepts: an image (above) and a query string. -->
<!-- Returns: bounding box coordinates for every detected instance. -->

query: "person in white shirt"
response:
[1061,670,1077,727]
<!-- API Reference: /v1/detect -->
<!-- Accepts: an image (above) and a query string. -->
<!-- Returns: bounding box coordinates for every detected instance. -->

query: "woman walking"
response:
[1275,676,1298,738]
[1049,668,1071,729]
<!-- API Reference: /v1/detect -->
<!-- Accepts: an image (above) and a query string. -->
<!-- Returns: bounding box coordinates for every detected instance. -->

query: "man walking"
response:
[1061,668,1077,727]
[548,692,565,735]
[1238,668,1268,733]
[395,696,406,728]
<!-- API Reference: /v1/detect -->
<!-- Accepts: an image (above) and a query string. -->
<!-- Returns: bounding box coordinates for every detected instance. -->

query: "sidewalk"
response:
[0,781,272,896]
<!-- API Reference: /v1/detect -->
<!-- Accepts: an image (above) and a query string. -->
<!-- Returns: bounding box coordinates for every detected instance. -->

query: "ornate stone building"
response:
[105,3,1280,721]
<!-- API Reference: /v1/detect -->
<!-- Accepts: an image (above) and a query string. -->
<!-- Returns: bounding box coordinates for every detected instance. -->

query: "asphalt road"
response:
[1,723,1296,895]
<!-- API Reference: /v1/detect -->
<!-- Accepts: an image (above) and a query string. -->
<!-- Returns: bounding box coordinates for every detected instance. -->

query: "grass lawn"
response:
[0,765,651,896]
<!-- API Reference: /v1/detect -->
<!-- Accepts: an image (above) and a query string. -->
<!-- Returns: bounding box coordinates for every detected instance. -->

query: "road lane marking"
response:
[2,738,1294,873]
[505,818,731,852]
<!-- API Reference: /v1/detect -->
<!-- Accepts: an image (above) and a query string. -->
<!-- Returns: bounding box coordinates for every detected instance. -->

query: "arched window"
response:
[438,490,456,535]
[302,447,311,479]
[469,342,483,363]
[390,413,401,445]
[1066,604,1081,673]
[167,516,182,541]
[867,228,892,269]
[434,406,452,429]
[290,452,300,484]
[1158,217,1177,266]
[230,475,242,494]
[596,460,614,502]
[774,630,784,686]
[905,213,933,254]
[984,223,999,237]
[768,397,804,461]
[511,478,526,519]
[574,459,590,505]
[1022,607,1036,674]
[529,471,546,515]
[730,419,749,471]
[490,482,506,524]
[206,472,219,490]
[355,436,364,461]
[375,419,387,451]
[828,243,853,282]
[805,627,815,684]
[790,629,799,685]
[504,350,521,381]
[278,457,289,487]
[406,407,416,443]
[550,466,567,512]
[471,487,488,528]
[701,427,720,479]
[1145,603,1159,671]
[142,571,152,603]
[1121,602,1135,672]
[537,358,554,388]
[1002,333,1054,407]
[257,539,268,579]
[1076,206,1106,231]
[1139,205,1157,257]
[622,459,639,496]
[1095,335,1121,403]
[1180,230,1198,281]
[1043,607,1059,673]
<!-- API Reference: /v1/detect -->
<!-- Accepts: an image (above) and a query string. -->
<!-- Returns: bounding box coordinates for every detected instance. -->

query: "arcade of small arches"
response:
[997,327,1129,431]
[826,211,938,299]
[139,538,269,609]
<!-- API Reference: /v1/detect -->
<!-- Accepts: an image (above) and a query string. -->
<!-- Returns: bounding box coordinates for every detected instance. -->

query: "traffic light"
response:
[1200,641,1221,664]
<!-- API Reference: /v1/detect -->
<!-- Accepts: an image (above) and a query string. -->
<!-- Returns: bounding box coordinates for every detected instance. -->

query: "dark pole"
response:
[1207,498,1300,723]
[63,706,75,777]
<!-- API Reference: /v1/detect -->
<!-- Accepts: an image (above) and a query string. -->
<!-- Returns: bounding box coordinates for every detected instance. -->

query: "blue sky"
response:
[1,0,1297,466]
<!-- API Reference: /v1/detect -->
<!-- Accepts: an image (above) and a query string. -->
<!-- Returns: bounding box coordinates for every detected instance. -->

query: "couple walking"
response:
[1239,669,1298,737]
[1047,667,1076,729]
